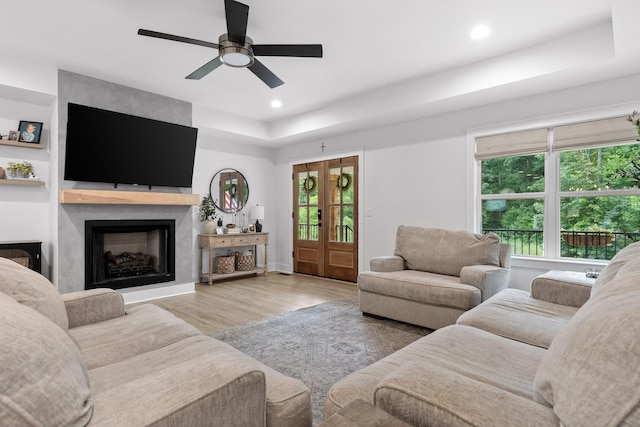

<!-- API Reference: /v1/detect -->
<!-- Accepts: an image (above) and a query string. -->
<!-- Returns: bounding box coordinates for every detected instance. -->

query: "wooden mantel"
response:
[59,189,199,206]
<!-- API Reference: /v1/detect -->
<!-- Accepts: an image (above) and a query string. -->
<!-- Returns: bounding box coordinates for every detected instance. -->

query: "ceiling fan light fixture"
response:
[219,34,254,67]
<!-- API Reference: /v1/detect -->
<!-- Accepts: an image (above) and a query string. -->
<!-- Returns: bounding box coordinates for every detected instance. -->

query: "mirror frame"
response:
[209,168,250,213]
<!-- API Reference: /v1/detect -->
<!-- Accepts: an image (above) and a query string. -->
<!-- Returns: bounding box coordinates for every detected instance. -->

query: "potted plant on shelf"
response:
[199,195,218,234]
[7,161,33,178]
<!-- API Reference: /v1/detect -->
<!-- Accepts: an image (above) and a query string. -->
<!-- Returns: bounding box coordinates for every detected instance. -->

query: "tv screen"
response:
[64,103,198,188]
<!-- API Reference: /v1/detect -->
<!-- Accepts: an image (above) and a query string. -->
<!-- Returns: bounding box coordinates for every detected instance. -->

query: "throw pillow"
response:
[0,256,69,329]
[0,292,93,426]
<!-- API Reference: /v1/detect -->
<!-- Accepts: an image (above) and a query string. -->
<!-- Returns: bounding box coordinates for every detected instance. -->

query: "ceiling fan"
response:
[138,0,323,88]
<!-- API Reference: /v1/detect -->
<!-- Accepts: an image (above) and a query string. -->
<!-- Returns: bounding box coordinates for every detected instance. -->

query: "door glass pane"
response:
[329,206,341,242]
[342,205,354,243]
[309,171,319,205]
[309,206,319,241]
[341,166,354,203]
[298,172,308,205]
[298,207,309,240]
[329,168,341,204]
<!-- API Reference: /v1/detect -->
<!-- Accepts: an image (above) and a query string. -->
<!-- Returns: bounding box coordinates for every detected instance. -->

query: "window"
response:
[477,115,640,261]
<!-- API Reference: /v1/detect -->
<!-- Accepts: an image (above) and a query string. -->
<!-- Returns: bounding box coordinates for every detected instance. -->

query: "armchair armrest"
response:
[62,288,125,328]
[370,256,405,272]
[460,265,510,301]
[530,271,593,307]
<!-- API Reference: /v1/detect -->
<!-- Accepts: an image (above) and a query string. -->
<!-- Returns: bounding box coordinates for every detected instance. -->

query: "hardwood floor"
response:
[128,273,357,334]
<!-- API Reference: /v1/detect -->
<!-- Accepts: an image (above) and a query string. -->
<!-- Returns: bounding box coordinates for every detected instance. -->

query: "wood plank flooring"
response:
[128,273,357,334]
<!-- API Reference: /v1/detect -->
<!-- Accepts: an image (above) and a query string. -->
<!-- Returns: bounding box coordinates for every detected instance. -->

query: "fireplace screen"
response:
[85,220,175,290]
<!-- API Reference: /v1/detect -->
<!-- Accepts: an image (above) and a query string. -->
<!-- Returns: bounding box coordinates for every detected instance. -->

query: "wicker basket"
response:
[215,254,235,274]
[235,253,255,271]
[7,256,29,268]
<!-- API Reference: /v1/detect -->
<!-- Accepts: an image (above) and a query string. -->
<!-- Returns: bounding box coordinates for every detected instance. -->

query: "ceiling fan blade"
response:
[138,29,219,49]
[252,44,323,58]
[225,0,249,45]
[186,57,224,80]
[248,59,284,88]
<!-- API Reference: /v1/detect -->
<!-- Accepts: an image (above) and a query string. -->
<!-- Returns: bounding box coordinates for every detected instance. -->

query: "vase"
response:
[205,220,216,235]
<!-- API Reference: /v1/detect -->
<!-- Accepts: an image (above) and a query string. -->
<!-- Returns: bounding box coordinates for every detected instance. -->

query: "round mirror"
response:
[209,168,250,213]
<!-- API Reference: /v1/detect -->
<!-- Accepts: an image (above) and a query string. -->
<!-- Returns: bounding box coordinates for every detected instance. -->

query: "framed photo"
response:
[7,130,19,141]
[17,121,43,144]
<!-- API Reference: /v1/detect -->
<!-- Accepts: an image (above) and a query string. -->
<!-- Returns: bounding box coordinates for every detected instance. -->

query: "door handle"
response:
[318,208,322,220]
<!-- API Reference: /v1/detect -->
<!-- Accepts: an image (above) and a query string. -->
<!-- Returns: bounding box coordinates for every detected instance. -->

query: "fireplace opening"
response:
[85,220,175,290]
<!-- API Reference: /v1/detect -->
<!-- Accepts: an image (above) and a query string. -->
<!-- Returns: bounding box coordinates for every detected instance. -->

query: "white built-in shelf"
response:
[0,179,45,187]
[59,189,199,206]
[0,140,45,149]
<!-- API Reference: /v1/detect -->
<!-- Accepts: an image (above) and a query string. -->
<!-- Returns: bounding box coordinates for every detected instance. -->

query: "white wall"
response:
[273,72,640,291]
[191,130,277,278]
[0,88,57,278]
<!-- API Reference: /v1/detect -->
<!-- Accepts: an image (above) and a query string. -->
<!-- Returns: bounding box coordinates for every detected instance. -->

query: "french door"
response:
[293,156,358,282]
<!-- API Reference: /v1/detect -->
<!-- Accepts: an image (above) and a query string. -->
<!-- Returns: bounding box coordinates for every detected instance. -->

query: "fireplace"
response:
[85,220,175,290]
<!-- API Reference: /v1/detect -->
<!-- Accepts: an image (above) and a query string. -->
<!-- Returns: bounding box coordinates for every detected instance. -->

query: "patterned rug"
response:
[210,293,431,425]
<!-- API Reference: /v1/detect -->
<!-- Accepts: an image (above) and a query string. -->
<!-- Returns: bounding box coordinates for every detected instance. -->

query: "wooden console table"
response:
[199,232,268,285]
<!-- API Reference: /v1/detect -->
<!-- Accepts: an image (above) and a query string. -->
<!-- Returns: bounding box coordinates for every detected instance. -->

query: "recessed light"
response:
[270,100,282,108]
[470,25,491,40]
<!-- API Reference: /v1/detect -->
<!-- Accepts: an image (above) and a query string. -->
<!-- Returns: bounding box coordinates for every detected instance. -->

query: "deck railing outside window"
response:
[484,229,640,260]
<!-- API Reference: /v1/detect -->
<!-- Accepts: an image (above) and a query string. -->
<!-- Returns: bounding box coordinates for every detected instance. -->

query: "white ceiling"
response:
[1,0,639,146]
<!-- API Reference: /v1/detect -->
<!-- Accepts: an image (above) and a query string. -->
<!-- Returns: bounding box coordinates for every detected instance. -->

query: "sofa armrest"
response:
[374,363,558,427]
[530,271,593,307]
[62,288,125,328]
[370,256,405,272]
[460,265,510,301]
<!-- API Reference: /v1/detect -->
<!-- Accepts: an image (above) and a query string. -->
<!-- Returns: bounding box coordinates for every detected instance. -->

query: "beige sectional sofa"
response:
[326,241,640,426]
[0,257,311,427]
[359,226,511,329]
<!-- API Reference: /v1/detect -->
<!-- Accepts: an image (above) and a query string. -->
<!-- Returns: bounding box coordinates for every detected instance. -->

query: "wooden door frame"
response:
[287,150,364,277]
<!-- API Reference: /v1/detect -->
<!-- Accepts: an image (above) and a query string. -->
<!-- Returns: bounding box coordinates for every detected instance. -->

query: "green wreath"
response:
[337,173,351,191]
[302,176,317,192]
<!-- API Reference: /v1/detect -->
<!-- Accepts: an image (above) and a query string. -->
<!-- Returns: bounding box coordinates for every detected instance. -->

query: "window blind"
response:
[475,128,548,160]
[553,115,639,151]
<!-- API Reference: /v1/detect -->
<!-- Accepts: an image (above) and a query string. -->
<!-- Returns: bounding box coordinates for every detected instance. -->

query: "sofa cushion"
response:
[394,226,500,277]
[534,273,640,426]
[0,256,69,330]
[68,303,202,369]
[0,291,93,426]
[456,288,578,348]
[89,335,310,427]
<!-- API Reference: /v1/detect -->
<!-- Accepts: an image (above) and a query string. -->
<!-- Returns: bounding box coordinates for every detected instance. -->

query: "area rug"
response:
[210,293,431,425]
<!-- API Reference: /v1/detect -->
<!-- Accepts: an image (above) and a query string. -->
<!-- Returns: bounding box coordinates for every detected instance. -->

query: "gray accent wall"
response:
[57,70,194,293]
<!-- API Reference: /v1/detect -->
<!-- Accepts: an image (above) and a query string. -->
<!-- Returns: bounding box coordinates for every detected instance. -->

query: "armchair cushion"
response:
[0,256,68,330]
[394,226,500,277]
[0,292,93,426]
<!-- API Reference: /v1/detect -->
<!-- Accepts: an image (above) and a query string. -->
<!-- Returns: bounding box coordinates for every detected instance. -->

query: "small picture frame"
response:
[249,224,255,232]
[17,121,43,144]
[7,130,19,141]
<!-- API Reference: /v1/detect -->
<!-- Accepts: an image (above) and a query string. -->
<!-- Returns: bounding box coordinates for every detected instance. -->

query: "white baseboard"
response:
[119,282,195,304]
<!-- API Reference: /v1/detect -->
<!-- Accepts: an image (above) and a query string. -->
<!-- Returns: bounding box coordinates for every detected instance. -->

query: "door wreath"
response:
[337,173,352,191]
[302,176,317,192]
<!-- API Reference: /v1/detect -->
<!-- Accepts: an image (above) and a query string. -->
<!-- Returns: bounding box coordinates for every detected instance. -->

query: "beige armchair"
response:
[358,226,511,329]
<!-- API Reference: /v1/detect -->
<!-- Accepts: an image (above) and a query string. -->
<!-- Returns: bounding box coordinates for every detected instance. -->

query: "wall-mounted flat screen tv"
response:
[64,103,198,188]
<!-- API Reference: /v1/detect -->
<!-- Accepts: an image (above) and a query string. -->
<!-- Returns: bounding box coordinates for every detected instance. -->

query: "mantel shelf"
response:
[0,140,45,149]
[59,189,199,206]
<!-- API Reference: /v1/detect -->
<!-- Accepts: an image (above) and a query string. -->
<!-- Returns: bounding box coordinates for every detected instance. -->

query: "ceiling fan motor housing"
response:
[219,34,254,67]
